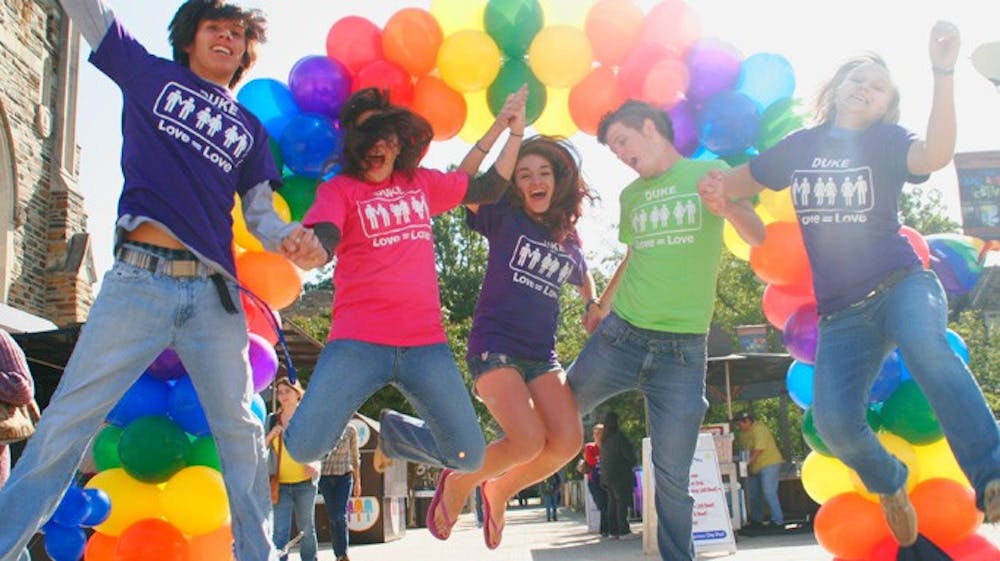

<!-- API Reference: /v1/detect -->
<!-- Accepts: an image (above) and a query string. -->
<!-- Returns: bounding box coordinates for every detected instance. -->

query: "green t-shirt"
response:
[613,158,729,333]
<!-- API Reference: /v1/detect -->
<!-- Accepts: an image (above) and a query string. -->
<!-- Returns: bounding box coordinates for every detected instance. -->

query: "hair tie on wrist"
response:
[509,132,523,137]
[932,66,954,75]
[475,142,489,153]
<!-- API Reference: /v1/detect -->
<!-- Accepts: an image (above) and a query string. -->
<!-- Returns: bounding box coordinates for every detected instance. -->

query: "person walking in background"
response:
[734,412,784,527]
[698,22,1000,547]
[0,329,34,491]
[547,99,765,561]
[0,2,325,560]
[598,411,636,539]
[267,377,319,561]
[540,471,562,522]
[318,423,361,561]
[582,424,609,537]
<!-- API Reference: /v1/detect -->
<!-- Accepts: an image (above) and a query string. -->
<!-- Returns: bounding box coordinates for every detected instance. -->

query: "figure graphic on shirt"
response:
[178,96,196,119]
[364,204,379,230]
[528,247,542,269]
[411,195,427,220]
[224,125,242,149]
[558,261,573,283]
[672,200,686,225]
[377,204,391,227]
[207,113,223,137]
[684,199,697,224]
[195,106,213,130]
[539,253,554,276]
[517,244,531,266]
[398,199,412,223]
[796,177,812,206]
[856,175,869,206]
[842,176,856,206]
[825,177,839,205]
[165,88,183,112]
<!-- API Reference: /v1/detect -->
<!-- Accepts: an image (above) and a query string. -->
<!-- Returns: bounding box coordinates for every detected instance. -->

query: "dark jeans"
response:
[605,485,632,536]
[587,479,609,535]
[318,474,353,557]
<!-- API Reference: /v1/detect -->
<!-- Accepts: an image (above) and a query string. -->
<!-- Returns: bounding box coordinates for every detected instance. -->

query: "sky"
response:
[73,0,1000,282]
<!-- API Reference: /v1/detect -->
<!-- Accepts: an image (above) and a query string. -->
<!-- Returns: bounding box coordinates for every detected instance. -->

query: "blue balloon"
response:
[107,373,170,427]
[898,328,971,383]
[869,350,903,403]
[167,376,211,436]
[737,53,796,111]
[250,393,267,425]
[697,91,761,157]
[279,113,344,179]
[81,488,112,527]
[785,360,814,409]
[237,78,301,139]
[43,525,87,561]
[289,55,352,117]
[51,485,91,528]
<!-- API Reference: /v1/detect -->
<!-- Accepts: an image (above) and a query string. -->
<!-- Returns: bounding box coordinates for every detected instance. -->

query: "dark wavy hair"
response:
[512,136,595,243]
[596,99,674,145]
[168,0,267,88]
[814,53,900,126]
[337,88,433,180]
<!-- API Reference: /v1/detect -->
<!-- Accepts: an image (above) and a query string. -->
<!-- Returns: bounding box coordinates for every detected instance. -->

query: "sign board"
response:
[642,433,737,557]
[954,151,1000,241]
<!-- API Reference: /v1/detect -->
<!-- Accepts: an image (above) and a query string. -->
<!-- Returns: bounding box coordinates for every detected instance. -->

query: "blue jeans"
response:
[285,340,485,471]
[274,479,318,561]
[542,493,559,520]
[813,269,1000,505]
[0,261,275,561]
[317,474,352,557]
[747,463,783,524]
[568,312,708,561]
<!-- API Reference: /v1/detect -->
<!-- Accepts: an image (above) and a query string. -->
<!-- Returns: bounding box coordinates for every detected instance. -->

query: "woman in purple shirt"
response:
[426,99,597,549]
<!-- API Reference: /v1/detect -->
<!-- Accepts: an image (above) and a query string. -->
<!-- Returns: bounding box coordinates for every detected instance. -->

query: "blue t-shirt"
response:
[89,20,280,276]
[749,123,928,314]
[466,195,587,362]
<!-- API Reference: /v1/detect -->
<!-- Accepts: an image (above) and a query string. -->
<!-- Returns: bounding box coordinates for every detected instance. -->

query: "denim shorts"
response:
[467,351,563,384]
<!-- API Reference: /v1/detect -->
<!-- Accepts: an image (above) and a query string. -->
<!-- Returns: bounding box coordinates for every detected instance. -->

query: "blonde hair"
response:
[814,53,900,126]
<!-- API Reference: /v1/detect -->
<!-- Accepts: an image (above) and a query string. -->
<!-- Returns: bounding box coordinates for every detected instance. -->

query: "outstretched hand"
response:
[501,84,528,136]
[929,21,960,71]
[279,226,327,270]
[697,169,729,216]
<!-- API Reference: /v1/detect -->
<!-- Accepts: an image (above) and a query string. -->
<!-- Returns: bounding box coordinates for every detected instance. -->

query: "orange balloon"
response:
[83,532,117,561]
[814,492,891,560]
[241,293,279,346]
[911,478,984,547]
[115,519,189,561]
[382,8,443,77]
[639,0,701,56]
[568,65,625,135]
[750,221,813,288]
[412,76,467,141]
[190,524,236,561]
[235,251,303,311]
[641,57,690,108]
[584,0,643,66]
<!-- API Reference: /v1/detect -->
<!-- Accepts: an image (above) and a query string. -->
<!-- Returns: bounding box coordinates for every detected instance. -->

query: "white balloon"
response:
[971,41,1000,85]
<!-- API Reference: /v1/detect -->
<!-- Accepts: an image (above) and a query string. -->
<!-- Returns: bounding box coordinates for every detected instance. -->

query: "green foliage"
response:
[712,252,766,338]
[899,186,961,235]
[433,207,488,323]
[950,311,1000,415]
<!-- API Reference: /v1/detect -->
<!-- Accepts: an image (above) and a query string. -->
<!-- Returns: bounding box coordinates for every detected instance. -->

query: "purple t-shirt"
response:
[89,20,280,276]
[466,195,587,362]
[749,123,928,315]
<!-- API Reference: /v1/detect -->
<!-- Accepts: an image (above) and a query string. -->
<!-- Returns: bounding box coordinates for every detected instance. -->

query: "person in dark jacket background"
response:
[599,411,636,538]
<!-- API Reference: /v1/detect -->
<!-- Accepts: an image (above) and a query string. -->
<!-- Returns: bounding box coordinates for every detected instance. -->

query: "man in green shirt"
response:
[736,411,785,527]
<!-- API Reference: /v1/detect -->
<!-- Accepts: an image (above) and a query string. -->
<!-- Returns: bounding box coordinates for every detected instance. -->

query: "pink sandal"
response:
[426,469,457,540]
[480,481,504,550]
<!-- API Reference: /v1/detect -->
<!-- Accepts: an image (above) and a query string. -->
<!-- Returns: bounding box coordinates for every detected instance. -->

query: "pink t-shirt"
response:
[304,168,468,346]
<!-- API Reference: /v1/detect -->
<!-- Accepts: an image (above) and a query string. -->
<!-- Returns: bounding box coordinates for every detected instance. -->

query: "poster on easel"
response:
[954,151,1000,241]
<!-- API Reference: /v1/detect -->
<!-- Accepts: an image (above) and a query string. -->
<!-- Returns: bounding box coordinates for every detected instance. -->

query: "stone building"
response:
[0,0,93,330]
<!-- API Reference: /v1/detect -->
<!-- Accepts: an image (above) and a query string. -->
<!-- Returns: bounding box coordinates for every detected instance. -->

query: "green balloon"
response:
[801,407,832,456]
[93,424,124,471]
[879,380,943,445]
[187,436,222,471]
[118,415,191,483]
[279,175,320,222]
[866,403,884,433]
[755,97,807,152]
[483,0,544,57]
[269,137,284,173]
[487,58,546,126]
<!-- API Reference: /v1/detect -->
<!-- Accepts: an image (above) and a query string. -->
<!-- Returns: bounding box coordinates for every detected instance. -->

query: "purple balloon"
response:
[147,348,187,381]
[249,333,279,393]
[783,303,818,364]
[289,55,353,117]
[685,38,742,102]
[668,99,699,157]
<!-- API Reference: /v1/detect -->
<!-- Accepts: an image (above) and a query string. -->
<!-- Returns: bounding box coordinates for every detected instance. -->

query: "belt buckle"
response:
[169,260,200,277]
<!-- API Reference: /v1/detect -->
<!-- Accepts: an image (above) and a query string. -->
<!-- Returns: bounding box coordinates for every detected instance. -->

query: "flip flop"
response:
[426,468,457,540]
[480,481,504,550]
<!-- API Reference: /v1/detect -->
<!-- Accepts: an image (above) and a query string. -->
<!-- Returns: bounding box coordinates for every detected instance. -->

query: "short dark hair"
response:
[596,99,674,145]
[734,411,753,423]
[168,0,268,88]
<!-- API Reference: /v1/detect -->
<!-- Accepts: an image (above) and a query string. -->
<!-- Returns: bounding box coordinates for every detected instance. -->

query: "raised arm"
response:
[461,85,527,207]
[59,0,115,48]
[698,167,767,245]
[458,87,526,213]
[907,21,960,175]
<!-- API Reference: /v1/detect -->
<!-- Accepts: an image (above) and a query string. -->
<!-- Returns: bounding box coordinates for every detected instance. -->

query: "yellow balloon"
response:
[800,451,855,504]
[85,468,164,536]
[532,87,577,137]
[528,25,593,88]
[759,187,796,222]
[540,0,593,26]
[723,220,751,260]
[914,437,971,487]
[437,30,501,93]
[232,192,292,252]
[162,466,231,536]
[458,90,495,144]
[848,432,921,501]
[430,0,485,35]
[753,203,778,225]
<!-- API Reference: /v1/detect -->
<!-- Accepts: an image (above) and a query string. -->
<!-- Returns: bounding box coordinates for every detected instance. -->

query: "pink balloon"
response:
[248,333,279,393]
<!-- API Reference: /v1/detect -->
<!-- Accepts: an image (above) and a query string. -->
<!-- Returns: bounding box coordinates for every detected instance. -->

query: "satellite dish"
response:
[971,42,1000,86]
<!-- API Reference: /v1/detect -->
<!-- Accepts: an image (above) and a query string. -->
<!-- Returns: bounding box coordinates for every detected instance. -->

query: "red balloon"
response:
[866,536,900,561]
[943,533,1000,561]
[569,65,625,136]
[617,42,678,100]
[326,16,383,74]
[412,76,466,141]
[814,492,891,560]
[83,532,117,561]
[639,0,702,56]
[240,292,279,346]
[899,225,930,269]
[642,58,690,108]
[911,478,983,547]
[761,283,815,329]
[353,59,414,107]
[115,519,189,561]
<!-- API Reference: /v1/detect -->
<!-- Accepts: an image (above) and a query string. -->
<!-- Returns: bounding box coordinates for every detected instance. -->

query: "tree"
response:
[900,186,960,235]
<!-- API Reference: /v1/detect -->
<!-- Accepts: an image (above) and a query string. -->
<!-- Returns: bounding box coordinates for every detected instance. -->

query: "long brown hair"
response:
[168,0,267,88]
[337,88,433,180]
[813,53,900,126]
[512,136,594,243]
